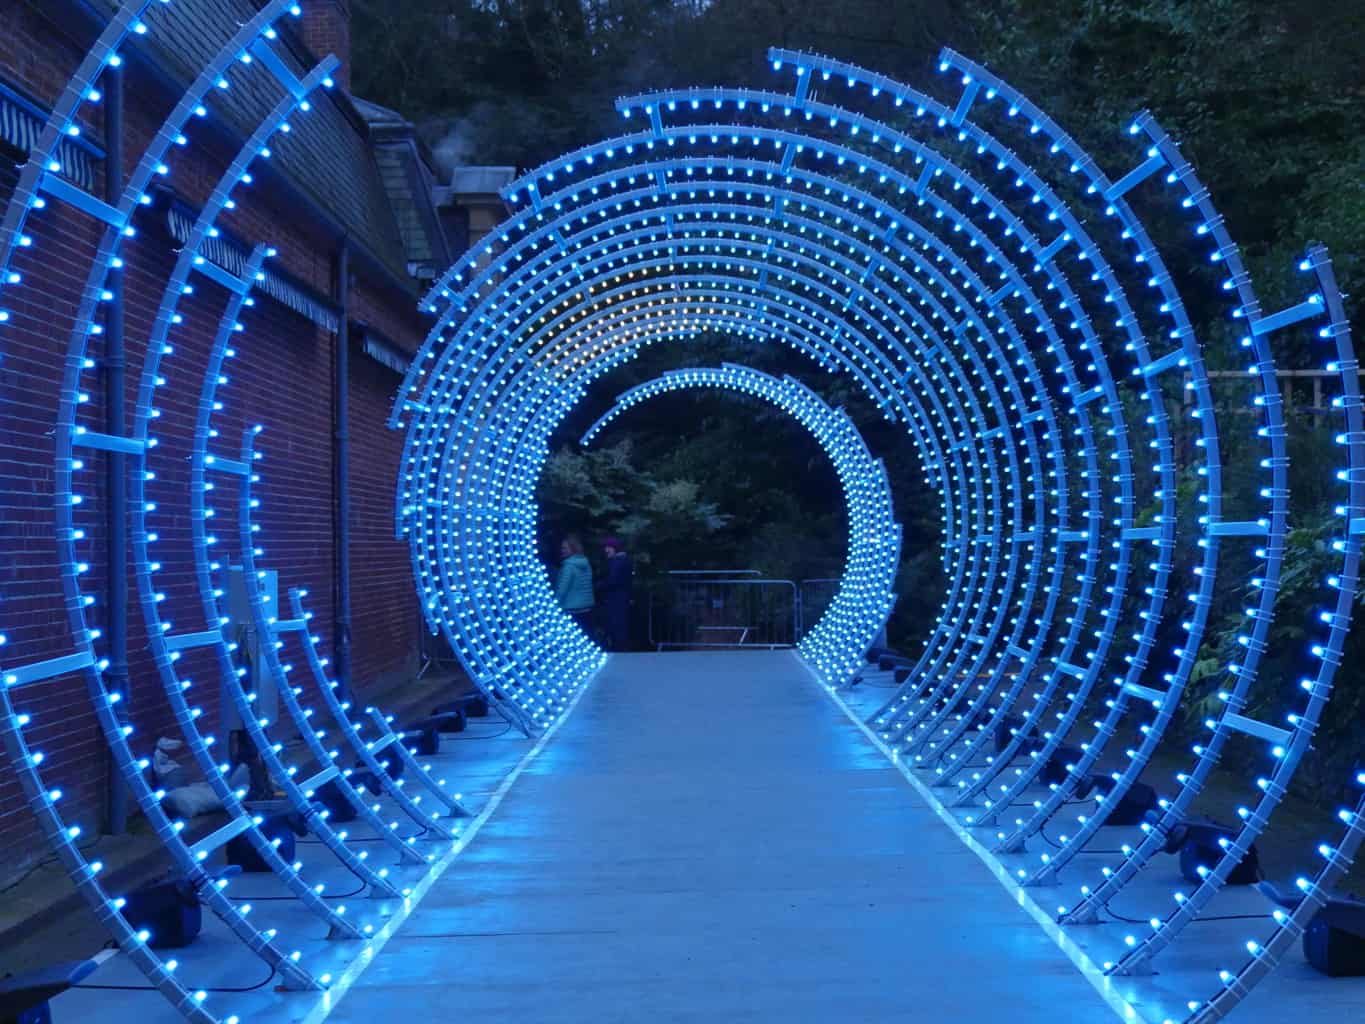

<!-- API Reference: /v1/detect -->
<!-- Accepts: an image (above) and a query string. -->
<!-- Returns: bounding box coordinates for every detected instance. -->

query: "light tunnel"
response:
[0,3,1362,1022]
[577,362,900,685]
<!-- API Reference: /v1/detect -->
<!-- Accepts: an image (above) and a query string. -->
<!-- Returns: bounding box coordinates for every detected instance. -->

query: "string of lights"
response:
[390,46,1361,1022]
[579,363,900,685]
[0,6,1359,1020]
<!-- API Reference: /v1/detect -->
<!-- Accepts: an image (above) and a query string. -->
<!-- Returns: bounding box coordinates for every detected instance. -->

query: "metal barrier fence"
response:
[648,573,800,649]
[797,577,840,637]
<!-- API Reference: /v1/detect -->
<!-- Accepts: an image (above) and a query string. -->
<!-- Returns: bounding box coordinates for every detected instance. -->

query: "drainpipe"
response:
[103,63,129,835]
[334,240,353,702]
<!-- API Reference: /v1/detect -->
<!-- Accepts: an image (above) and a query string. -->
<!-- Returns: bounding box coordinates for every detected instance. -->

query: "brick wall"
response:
[298,0,353,93]
[0,2,424,882]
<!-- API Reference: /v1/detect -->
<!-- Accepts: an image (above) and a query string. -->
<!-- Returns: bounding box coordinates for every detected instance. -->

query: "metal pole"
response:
[334,241,352,701]
[103,62,129,835]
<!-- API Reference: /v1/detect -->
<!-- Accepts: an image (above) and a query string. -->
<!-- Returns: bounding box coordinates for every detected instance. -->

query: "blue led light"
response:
[581,364,899,685]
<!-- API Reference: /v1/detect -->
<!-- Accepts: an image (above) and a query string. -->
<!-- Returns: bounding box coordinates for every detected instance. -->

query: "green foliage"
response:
[536,387,850,582]
[353,0,976,169]
[970,0,1364,335]
[539,440,643,522]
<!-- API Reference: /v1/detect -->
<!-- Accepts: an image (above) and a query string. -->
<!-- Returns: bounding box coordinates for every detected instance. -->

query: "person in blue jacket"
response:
[554,534,595,633]
[599,535,633,651]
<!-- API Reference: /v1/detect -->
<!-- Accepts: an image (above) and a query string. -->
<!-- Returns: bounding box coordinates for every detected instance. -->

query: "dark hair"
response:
[561,534,584,555]
[602,536,623,551]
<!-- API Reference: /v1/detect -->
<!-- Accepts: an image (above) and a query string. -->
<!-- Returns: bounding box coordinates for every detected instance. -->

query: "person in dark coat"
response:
[600,536,633,651]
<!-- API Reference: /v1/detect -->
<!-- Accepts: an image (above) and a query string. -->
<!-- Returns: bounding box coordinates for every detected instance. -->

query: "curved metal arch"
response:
[404,277,971,731]
[398,240,999,720]
[913,52,1348,973]
[578,362,900,682]
[423,277,1012,751]
[235,427,464,848]
[453,223,1102,819]
[0,5,340,1016]
[401,132,1173,731]
[414,268,1075,813]
[390,48,1361,1023]
[125,53,410,916]
[907,51,1281,885]
[1,15,1360,1023]
[398,180,1124,808]
[411,224,1004,653]
[649,55,1266,879]
[398,177,1070,690]
[581,88,1201,791]
[813,45,1360,1007]
[409,273,988,731]
[425,80,1206,704]
[398,136,1146,720]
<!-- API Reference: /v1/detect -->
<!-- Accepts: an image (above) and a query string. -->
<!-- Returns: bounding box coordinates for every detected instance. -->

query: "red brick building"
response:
[0,0,474,883]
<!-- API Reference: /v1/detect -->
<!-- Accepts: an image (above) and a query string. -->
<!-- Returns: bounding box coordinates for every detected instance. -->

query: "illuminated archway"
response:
[390,47,1364,1020]
[578,362,899,682]
[0,6,1359,1020]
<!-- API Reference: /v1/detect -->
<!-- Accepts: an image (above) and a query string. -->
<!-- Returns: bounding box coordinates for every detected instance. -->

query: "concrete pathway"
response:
[329,651,1117,1023]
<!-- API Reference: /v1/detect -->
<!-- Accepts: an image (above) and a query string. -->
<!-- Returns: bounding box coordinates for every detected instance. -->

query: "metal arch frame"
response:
[414,222,993,674]
[475,338,892,687]
[404,187,1031,720]
[66,0,348,955]
[922,47,1351,965]
[594,86,1181,812]
[804,47,1357,1011]
[398,111,1162,748]
[398,232,977,731]
[388,48,1361,1023]
[0,12,1360,1022]
[398,136,1135,824]
[425,76,1195,720]
[1042,103,1309,917]
[608,62,1195,851]
[283,584,471,826]
[404,191,1075,775]
[577,362,900,683]
[123,19,373,940]
[910,52,1254,876]
[436,226,1042,737]
[420,223,1070,819]
[234,424,469,845]
[0,0,541,1018]
[0,4,344,1019]
[181,258,436,890]
[124,46,414,914]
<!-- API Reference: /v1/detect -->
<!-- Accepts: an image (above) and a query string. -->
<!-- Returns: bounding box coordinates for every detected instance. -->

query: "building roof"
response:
[447,166,517,197]
[352,98,451,281]
[98,0,415,286]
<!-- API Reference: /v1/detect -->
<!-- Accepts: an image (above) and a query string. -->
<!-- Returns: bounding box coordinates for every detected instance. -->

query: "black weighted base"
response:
[1163,820,1260,884]
[120,880,201,949]
[400,719,442,756]
[226,813,302,872]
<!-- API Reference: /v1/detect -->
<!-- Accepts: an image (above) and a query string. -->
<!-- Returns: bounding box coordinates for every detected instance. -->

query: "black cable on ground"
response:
[297,824,431,845]
[1100,900,1267,925]
[79,952,277,993]
[232,828,420,899]
[446,722,513,740]
[227,879,368,900]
